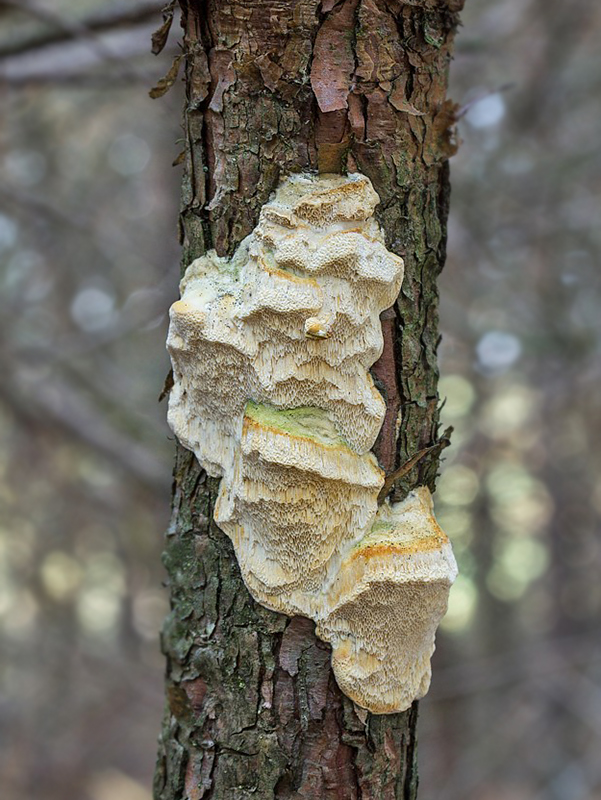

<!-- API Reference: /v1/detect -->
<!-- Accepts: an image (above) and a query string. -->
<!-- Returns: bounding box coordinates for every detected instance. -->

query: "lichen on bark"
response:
[154,1,464,797]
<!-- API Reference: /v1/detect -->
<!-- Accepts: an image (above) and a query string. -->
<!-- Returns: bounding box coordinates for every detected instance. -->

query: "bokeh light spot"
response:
[40,551,83,602]
[4,149,47,187]
[70,286,116,332]
[0,213,18,252]
[439,374,476,420]
[476,331,522,372]
[441,575,477,632]
[437,465,480,506]
[466,93,506,129]
[479,384,538,438]
[107,133,151,176]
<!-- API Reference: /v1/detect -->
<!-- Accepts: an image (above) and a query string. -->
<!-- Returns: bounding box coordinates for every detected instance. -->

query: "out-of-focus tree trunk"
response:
[154,1,463,797]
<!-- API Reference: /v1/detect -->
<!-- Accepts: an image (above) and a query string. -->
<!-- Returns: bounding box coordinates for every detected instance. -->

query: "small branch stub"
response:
[378,426,454,505]
[166,173,457,714]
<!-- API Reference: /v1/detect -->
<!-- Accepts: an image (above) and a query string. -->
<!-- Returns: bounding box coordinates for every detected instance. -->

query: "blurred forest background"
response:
[0,1,599,799]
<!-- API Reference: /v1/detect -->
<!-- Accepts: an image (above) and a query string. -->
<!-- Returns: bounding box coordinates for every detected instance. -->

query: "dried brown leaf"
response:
[151,0,177,56]
[158,368,174,402]
[149,53,182,99]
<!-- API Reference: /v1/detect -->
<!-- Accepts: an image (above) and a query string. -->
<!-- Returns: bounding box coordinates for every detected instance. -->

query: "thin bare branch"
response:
[0,0,166,59]
[0,361,169,493]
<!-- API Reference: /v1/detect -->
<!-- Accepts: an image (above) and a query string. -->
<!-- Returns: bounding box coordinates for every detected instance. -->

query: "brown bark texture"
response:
[154,1,463,798]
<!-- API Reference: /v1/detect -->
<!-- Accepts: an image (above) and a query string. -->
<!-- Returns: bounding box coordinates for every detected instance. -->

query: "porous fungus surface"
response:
[167,172,457,713]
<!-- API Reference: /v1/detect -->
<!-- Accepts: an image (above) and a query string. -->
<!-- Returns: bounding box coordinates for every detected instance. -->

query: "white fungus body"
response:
[166,172,457,713]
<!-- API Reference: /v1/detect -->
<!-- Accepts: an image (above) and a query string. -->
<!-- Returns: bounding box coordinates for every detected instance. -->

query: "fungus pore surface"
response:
[167,173,457,713]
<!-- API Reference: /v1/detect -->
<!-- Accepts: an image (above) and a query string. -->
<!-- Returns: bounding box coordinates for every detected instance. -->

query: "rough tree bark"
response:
[154,1,464,798]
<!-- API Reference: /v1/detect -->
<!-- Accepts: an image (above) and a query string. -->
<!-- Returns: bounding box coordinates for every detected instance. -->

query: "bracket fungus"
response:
[167,172,457,713]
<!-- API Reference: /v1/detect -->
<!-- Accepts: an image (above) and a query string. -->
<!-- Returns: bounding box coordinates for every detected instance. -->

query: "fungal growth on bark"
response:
[166,172,457,713]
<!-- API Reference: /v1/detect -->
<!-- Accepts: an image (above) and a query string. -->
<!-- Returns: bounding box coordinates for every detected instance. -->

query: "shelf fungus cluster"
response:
[166,172,457,714]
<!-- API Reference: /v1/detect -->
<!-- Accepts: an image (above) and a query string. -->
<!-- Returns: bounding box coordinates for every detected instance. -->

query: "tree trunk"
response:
[154,1,464,798]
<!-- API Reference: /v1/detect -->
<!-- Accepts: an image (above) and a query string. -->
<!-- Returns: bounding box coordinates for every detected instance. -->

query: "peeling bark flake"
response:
[348,93,366,139]
[279,617,315,676]
[256,54,284,92]
[372,307,402,473]
[208,50,236,113]
[310,0,359,113]
[355,0,404,85]
[189,48,211,106]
